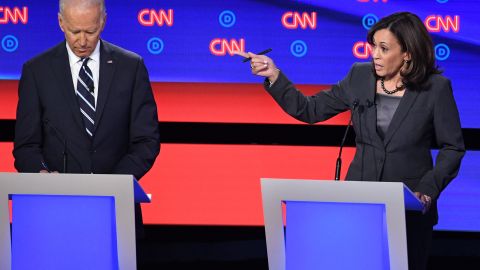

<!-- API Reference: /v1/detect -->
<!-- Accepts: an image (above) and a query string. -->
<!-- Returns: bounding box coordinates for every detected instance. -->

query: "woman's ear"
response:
[404,52,412,62]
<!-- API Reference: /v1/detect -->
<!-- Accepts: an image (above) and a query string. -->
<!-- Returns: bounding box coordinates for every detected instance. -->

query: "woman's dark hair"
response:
[367,12,441,90]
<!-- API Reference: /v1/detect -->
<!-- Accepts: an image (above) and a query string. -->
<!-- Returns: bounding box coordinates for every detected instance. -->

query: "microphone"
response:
[334,99,359,181]
[366,99,375,108]
[43,119,68,173]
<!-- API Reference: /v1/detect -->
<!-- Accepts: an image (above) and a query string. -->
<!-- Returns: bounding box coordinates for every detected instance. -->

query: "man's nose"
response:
[79,32,87,46]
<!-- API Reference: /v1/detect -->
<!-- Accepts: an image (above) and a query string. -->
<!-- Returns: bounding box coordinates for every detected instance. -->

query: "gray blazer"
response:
[265,62,465,223]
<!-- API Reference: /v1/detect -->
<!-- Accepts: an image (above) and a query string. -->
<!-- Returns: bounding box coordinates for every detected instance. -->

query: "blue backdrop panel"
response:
[1,0,479,127]
[435,150,480,232]
[11,195,119,270]
[286,201,390,270]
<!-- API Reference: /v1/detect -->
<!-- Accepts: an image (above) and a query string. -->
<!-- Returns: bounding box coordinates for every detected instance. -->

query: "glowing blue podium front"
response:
[261,179,423,270]
[0,173,150,270]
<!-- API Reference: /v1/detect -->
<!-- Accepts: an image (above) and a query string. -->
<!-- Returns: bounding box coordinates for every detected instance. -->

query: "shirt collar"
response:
[66,40,101,66]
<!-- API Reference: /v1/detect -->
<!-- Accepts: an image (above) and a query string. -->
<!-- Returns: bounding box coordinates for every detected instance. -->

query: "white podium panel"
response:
[0,173,150,270]
[261,179,422,270]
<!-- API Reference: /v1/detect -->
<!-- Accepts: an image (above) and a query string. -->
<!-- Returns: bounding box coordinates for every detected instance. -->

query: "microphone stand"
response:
[63,140,67,173]
[43,119,68,173]
[335,99,359,180]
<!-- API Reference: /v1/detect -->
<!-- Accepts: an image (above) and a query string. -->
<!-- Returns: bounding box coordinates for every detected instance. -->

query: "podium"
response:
[261,178,423,270]
[0,173,150,270]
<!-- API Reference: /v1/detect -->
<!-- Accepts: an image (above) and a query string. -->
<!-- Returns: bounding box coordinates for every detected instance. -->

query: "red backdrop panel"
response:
[0,143,15,172]
[153,82,349,124]
[140,144,355,225]
[0,143,355,225]
[0,81,349,124]
[0,81,18,120]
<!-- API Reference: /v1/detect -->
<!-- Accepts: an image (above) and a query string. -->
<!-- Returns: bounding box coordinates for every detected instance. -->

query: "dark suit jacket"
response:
[266,62,465,224]
[13,40,160,180]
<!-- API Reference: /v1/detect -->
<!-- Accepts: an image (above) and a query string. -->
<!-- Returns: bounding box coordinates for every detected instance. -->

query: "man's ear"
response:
[58,13,65,33]
[100,13,107,32]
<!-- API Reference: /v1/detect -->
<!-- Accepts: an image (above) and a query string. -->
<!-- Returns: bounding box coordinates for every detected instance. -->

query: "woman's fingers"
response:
[235,51,278,80]
[232,50,249,58]
[415,192,432,214]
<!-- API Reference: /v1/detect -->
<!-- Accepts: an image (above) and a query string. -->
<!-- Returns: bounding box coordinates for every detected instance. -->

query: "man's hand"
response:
[39,170,59,173]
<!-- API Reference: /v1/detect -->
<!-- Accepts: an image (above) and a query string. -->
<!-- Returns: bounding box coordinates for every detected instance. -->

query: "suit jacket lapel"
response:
[383,89,419,146]
[94,40,115,129]
[365,73,383,145]
[51,42,84,131]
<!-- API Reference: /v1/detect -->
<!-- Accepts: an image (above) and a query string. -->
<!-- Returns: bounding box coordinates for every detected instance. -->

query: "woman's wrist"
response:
[268,68,280,86]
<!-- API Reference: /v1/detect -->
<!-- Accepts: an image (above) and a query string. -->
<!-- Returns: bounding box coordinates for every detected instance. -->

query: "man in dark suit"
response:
[13,0,160,179]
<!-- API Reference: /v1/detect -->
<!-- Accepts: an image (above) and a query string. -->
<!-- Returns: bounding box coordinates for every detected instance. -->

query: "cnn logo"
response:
[282,12,317,30]
[138,9,173,27]
[0,6,28,24]
[209,38,245,56]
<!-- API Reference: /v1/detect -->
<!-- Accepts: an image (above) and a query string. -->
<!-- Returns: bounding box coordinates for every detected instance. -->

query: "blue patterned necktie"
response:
[76,58,96,138]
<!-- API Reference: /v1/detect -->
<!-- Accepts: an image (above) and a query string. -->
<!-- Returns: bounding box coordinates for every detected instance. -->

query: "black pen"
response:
[242,48,272,62]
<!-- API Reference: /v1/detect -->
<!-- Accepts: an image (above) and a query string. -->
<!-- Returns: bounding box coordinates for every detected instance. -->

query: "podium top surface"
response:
[0,173,150,203]
[261,178,422,211]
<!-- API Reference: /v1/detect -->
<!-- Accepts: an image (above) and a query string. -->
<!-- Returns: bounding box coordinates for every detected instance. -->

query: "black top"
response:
[376,93,402,140]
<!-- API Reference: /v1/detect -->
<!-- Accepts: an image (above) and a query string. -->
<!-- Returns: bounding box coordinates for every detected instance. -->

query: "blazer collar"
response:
[94,39,116,129]
[51,41,84,133]
[365,73,383,146]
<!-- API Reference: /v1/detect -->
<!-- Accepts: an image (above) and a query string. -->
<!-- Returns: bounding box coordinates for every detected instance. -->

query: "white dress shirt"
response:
[66,41,100,106]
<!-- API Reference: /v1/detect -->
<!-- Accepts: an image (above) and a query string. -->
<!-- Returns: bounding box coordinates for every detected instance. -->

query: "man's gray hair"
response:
[59,0,106,16]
